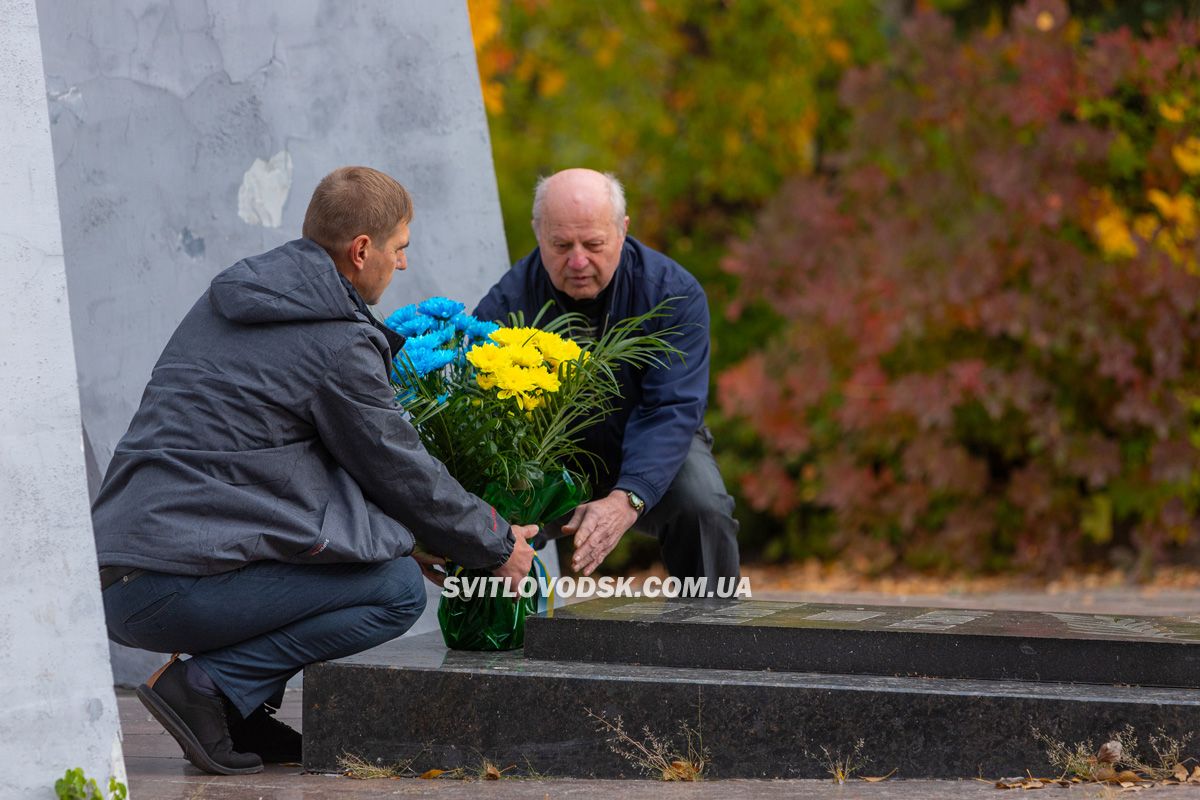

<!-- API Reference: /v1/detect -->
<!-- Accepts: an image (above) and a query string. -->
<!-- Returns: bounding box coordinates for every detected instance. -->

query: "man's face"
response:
[536,202,627,301]
[356,222,409,305]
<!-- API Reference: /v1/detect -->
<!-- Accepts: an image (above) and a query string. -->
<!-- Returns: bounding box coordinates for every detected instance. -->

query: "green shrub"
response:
[55,768,126,800]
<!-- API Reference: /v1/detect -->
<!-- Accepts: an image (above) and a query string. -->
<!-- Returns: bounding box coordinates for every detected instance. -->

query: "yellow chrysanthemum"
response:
[493,364,538,396]
[468,327,579,406]
[488,327,539,348]
[506,344,544,368]
[1172,137,1200,176]
[529,367,560,393]
[532,331,583,368]
[466,343,507,373]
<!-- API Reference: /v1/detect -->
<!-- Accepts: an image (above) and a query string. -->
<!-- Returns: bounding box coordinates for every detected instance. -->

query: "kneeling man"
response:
[474,168,739,585]
[93,166,535,775]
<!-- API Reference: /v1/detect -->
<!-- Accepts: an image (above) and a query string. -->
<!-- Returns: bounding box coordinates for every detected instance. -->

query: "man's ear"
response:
[621,216,630,236]
[346,234,371,270]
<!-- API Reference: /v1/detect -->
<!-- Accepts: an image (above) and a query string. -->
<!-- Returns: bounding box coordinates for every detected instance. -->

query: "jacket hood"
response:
[209,238,360,324]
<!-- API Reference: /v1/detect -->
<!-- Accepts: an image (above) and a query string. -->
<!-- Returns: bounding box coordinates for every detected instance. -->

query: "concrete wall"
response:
[35,0,557,685]
[0,0,126,795]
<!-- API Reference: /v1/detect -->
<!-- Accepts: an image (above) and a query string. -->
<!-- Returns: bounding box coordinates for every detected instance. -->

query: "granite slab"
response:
[303,632,1200,779]
[524,597,1200,687]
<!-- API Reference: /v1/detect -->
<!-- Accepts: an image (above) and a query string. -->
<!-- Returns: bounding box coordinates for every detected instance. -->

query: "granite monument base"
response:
[525,597,1200,687]
[303,598,1200,779]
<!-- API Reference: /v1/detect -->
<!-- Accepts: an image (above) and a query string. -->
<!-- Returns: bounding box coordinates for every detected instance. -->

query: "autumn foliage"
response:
[719,1,1200,572]
[467,0,882,261]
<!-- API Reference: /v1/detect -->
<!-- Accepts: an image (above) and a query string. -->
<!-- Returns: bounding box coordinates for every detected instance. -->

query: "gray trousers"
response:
[544,427,741,581]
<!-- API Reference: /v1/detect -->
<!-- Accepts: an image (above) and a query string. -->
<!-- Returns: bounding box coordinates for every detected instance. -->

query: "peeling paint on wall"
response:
[179,227,205,258]
[238,150,292,228]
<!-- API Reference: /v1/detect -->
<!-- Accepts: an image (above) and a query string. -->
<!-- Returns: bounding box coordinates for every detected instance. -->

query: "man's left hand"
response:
[564,490,639,576]
[413,551,446,586]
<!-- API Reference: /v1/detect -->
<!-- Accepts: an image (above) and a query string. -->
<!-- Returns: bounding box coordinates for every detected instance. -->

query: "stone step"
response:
[303,631,1200,779]
[524,597,1200,688]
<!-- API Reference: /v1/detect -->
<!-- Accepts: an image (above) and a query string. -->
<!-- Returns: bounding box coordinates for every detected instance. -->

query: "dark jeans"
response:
[545,427,741,582]
[103,557,426,718]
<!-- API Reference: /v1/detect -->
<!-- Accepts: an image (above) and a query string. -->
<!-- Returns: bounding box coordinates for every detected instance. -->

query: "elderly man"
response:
[473,168,740,583]
[93,166,536,776]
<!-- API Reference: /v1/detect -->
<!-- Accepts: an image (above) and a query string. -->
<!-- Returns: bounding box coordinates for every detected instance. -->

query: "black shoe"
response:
[229,704,303,763]
[136,658,264,775]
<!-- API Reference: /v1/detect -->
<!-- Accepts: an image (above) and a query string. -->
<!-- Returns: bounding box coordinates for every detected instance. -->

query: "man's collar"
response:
[336,273,405,358]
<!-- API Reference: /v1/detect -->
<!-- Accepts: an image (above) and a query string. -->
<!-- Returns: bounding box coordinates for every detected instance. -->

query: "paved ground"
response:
[121,584,1200,799]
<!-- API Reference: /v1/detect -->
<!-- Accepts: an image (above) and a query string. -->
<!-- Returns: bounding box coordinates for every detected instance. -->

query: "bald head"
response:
[531,169,630,300]
[532,169,627,237]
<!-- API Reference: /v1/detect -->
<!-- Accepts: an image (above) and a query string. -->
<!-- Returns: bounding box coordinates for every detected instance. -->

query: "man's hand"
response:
[412,550,446,586]
[565,490,639,576]
[493,523,539,588]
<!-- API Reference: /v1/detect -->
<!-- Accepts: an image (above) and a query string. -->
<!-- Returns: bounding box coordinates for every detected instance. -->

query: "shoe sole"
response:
[136,683,264,775]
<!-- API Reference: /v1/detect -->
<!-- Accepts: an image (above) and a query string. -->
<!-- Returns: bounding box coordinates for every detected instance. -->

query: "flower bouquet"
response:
[384,296,679,650]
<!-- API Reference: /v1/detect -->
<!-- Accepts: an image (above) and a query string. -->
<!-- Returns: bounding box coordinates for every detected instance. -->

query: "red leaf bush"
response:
[720,0,1200,572]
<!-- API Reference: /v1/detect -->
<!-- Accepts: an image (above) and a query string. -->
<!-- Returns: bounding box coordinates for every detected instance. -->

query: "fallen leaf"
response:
[1114,770,1140,783]
[1191,766,1200,783]
[1174,763,1189,781]
[1097,740,1123,764]
[662,760,700,781]
[1021,779,1044,789]
[419,769,445,779]
[862,768,898,782]
[484,763,502,780]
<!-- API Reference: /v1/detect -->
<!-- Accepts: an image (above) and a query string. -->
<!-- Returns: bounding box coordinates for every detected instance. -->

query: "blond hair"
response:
[303,166,413,253]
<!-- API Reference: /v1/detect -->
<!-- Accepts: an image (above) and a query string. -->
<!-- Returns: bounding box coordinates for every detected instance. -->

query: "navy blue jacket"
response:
[93,239,515,575]
[473,237,710,511]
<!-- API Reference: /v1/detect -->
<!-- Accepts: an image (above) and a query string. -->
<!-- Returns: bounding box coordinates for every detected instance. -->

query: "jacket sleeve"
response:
[613,289,710,510]
[309,328,515,569]
[472,276,516,323]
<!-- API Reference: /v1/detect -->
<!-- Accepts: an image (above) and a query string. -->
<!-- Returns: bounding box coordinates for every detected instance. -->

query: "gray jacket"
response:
[92,238,514,575]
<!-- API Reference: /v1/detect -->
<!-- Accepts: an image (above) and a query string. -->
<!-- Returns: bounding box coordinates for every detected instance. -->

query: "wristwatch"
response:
[625,490,645,515]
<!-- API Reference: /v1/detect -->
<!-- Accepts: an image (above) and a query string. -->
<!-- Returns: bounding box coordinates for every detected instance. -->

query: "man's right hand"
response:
[492,524,538,587]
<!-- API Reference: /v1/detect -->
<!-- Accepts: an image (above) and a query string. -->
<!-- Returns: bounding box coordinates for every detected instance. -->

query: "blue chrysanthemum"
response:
[404,325,455,351]
[397,316,439,338]
[418,297,465,320]
[384,304,420,332]
[398,344,456,377]
[388,297,492,404]
[451,312,500,341]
